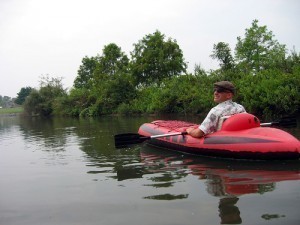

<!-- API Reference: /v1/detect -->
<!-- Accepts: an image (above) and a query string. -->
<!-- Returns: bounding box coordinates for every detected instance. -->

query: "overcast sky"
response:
[1,0,299,97]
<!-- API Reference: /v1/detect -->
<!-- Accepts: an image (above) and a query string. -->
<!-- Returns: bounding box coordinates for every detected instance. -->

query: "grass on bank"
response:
[0,107,24,114]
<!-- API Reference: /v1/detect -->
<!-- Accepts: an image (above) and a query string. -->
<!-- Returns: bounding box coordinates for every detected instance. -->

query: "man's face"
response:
[213,87,233,103]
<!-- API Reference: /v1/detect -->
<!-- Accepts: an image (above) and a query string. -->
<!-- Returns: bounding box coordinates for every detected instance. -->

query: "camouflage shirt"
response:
[199,100,246,134]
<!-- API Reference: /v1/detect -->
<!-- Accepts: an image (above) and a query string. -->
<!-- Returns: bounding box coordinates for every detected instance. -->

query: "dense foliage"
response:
[15,87,33,105]
[24,76,67,116]
[130,30,187,86]
[23,20,300,120]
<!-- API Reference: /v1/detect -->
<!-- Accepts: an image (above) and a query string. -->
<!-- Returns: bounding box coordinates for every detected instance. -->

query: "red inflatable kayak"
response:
[138,113,300,160]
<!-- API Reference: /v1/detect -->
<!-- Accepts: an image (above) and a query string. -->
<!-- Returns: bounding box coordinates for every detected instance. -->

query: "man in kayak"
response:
[186,81,246,138]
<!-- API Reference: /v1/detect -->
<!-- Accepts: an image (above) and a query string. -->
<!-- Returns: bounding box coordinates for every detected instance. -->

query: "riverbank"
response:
[0,107,23,116]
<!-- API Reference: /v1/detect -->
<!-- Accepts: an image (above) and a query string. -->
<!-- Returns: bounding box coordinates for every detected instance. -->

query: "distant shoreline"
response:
[0,107,23,116]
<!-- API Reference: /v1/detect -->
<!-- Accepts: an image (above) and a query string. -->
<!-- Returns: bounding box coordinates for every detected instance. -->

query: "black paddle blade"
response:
[275,116,297,128]
[114,133,150,149]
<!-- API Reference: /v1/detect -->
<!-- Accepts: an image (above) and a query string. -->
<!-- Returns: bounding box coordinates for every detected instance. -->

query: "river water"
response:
[0,115,299,225]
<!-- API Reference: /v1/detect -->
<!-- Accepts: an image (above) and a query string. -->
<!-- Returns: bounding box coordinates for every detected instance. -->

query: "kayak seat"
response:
[217,116,231,131]
[219,113,261,131]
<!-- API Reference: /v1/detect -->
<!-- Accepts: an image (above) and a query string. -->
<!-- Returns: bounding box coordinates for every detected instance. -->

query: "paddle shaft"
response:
[260,122,274,127]
[149,131,188,139]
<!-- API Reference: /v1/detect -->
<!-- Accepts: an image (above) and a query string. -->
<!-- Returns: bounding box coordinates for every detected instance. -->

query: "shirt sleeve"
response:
[199,108,218,134]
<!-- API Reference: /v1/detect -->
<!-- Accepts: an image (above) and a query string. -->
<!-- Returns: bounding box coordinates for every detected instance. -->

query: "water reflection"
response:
[1,115,299,225]
[140,146,299,194]
[18,117,75,152]
[138,145,299,224]
[144,193,189,200]
[11,115,300,195]
[218,197,241,224]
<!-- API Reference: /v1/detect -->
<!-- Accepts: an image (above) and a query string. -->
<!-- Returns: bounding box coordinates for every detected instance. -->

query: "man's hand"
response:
[186,127,205,138]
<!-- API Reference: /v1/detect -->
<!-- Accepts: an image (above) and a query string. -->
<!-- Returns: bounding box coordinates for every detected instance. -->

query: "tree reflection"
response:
[144,193,189,200]
[116,167,144,181]
[18,116,73,151]
[218,197,242,224]
[139,145,299,223]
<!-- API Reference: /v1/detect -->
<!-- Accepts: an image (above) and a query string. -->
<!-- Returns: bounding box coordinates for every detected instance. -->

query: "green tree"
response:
[79,43,134,116]
[54,88,92,117]
[96,43,129,76]
[211,42,234,71]
[91,73,136,115]
[130,30,187,86]
[193,63,207,76]
[282,47,300,73]
[235,19,286,73]
[15,87,33,105]
[74,56,98,89]
[92,43,130,90]
[239,69,300,118]
[24,76,66,116]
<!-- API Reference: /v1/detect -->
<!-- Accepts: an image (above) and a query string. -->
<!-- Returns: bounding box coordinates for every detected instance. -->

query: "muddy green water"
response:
[0,115,299,225]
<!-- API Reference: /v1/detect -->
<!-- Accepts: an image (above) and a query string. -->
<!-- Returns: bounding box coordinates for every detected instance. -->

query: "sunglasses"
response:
[213,87,232,93]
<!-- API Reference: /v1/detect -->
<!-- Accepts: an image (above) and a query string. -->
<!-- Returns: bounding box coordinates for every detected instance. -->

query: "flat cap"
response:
[214,81,235,94]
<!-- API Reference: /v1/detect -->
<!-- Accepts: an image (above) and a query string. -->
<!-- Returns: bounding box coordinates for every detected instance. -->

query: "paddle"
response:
[260,116,297,128]
[114,131,188,149]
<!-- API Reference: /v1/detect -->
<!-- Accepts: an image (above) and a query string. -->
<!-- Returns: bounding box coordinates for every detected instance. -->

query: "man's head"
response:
[213,81,235,103]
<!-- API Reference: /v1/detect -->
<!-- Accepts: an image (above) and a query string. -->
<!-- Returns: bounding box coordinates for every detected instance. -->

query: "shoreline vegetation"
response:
[0,107,23,116]
[7,20,300,121]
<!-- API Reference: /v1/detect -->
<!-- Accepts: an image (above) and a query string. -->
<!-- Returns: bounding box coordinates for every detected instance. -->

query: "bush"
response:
[23,77,66,117]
